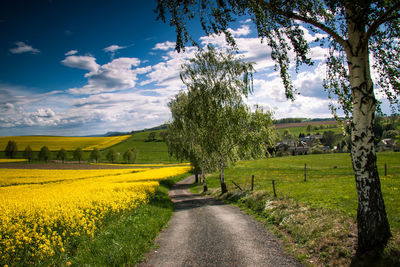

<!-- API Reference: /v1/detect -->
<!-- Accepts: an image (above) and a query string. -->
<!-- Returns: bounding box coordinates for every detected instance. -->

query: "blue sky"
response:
[0,0,390,137]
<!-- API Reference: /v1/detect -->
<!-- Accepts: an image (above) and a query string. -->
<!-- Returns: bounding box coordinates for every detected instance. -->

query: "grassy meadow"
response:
[193,152,400,229]
[102,130,178,163]
[191,151,400,265]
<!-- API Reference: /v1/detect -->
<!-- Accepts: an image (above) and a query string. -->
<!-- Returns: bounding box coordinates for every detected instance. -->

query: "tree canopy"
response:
[90,147,101,163]
[5,140,18,159]
[73,148,84,164]
[167,47,275,193]
[23,145,33,162]
[57,148,67,163]
[38,146,51,162]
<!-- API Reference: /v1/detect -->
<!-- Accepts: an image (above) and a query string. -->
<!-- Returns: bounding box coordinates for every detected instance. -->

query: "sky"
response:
[0,0,391,137]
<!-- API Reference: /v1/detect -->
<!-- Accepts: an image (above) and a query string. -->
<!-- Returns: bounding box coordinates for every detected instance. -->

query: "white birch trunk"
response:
[219,160,228,194]
[347,26,391,253]
[202,168,207,193]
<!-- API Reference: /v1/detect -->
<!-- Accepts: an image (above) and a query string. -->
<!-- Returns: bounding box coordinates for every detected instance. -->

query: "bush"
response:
[276,151,291,157]
[311,148,324,154]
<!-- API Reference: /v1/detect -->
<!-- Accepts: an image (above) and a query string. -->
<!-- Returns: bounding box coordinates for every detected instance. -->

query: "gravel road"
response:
[139,175,302,267]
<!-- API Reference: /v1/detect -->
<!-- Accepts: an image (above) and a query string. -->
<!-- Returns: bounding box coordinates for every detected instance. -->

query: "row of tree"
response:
[3,140,137,163]
[166,47,275,194]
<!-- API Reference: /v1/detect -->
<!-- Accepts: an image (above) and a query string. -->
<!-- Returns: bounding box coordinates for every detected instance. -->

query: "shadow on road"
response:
[170,178,225,211]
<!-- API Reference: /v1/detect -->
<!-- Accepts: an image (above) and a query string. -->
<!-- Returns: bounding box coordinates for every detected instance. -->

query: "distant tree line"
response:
[1,140,137,164]
[273,117,337,124]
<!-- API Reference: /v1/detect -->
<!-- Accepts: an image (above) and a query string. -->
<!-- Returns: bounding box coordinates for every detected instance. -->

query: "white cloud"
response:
[103,45,127,59]
[294,63,328,98]
[0,82,170,135]
[61,55,100,73]
[104,44,126,53]
[1,23,344,136]
[153,41,176,51]
[65,56,151,95]
[229,25,251,37]
[9,41,40,54]
[141,47,197,99]
[65,50,78,56]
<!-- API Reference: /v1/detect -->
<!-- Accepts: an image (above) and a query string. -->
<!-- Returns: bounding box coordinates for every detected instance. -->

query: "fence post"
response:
[304,163,307,182]
[385,163,387,176]
[272,179,277,198]
[251,175,254,191]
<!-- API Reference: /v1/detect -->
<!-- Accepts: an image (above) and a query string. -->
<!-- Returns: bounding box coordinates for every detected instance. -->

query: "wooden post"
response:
[251,175,254,191]
[385,163,387,176]
[304,163,307,182]
[272,180,277,198]
[232,181,243,191]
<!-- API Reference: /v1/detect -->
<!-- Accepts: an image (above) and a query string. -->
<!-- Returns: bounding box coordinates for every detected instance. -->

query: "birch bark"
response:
[346,22,391,253]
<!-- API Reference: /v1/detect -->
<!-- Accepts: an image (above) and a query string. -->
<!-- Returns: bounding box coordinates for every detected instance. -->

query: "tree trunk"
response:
[202,168,207,193]
[347,35,391,254]
[219,161,228,194]
[195,173,199,183]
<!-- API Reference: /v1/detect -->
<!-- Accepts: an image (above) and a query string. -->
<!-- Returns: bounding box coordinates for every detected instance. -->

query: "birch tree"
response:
[156,0,400,254]
[168,47,274,194]
[166,92,213,192]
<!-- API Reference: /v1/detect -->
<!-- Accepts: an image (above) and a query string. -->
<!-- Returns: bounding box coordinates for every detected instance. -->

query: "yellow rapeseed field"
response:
[0,135,131,151]
[0,165,191,265]
[92,162,191,167]
[0,159,28,163]
[0,168,146,186]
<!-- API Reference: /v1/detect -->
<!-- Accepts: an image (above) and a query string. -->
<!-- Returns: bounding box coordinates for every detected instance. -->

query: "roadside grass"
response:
[69,172,188,266]
[191,152,400,266]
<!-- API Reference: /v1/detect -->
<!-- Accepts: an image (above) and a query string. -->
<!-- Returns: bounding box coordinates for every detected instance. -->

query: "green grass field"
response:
[191,151,400,265]
[194,152,400,231]
[102,130,178,164]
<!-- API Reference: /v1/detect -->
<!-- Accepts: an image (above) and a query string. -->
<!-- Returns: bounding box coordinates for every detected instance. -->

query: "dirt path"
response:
[139,175,302,267]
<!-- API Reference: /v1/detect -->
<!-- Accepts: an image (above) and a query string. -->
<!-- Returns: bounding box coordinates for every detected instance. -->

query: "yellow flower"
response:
[0,165,191,264]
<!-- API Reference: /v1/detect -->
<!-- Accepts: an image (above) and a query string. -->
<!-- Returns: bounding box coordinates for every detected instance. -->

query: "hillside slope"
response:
[102,130,178,164]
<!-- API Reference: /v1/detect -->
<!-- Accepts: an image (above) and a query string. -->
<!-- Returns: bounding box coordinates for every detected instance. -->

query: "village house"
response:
[377,138,396,151]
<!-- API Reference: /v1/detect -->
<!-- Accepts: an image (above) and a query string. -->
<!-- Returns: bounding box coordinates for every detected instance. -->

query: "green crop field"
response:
[195,151,400,231]
[102,130,179,164]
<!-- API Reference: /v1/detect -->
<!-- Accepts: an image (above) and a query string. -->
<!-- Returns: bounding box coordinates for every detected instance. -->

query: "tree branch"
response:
[364,2,400,46]
[254,0,348,50]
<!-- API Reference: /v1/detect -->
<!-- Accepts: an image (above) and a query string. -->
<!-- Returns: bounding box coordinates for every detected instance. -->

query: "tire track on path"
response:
[139,175,302,267]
